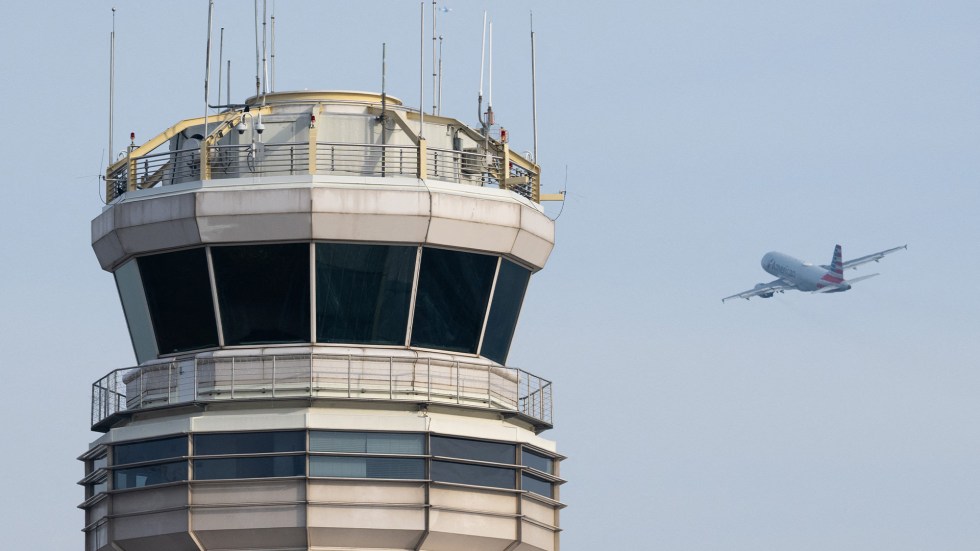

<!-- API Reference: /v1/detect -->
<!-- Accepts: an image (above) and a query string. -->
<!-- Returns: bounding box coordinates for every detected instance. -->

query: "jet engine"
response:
[754,283,775,298]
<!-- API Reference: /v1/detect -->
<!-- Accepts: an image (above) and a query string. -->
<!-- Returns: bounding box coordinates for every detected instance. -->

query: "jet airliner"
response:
[722,244,906,302]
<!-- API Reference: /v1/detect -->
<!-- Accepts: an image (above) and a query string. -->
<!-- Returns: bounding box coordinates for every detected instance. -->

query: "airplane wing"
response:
[840,244,907,270]
[722,279,794,302]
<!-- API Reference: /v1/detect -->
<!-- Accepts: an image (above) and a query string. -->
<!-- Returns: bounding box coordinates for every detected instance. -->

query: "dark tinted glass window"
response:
[193,456,305,480]
[114,260,158,363]
[211,244,310,345]
[521,449,554,474]
[411,248,496,353]
[114,436,187,465]
[431,436,515,464]
[522,472,553,498]
[137,248,219,354]
[431,460,515,489]
[114,461,187,489]
[481,260,531,364]
[310,432,423,454]
[310,457,424,479]
[194,431,305,455]
[315,244,415,345]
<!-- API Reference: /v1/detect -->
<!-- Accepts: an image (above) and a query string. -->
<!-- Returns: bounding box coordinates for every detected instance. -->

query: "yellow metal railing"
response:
[105,110,544,204]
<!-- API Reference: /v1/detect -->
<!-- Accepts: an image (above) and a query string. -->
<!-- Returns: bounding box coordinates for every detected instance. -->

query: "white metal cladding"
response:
[92,178,555,272]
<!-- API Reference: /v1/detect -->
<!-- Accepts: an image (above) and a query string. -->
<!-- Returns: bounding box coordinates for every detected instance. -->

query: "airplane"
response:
[722,244,907,302]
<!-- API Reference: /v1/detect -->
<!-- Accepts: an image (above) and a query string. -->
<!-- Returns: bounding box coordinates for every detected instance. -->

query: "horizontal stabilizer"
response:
[847,273,880,285]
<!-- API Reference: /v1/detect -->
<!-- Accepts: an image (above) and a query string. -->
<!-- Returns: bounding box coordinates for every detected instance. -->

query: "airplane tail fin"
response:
[829,244,844,278]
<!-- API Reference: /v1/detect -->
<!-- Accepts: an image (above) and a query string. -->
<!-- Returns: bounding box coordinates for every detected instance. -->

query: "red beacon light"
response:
[310,114,316,128]
[500,128,508,143]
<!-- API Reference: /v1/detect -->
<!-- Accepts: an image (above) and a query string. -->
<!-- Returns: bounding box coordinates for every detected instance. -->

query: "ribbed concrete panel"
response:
[424,511,517,551]
[425,192,522,255]
[112,510,191,550]
[191,479,305,505]
[113,485,187,516]
[114,532,199,551]
[430,485,517,515]
[307,505,425,546]
[308,526,424,549]
[516,521,558,551]
[308,480,425,504]
[192,506,307,549]
[196,187,312,243]
[522,497,557,526]
[311,185,430,243]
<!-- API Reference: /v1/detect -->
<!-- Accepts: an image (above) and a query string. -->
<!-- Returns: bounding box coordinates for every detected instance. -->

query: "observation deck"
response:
[91,351,553,433]
[105,90,544,204]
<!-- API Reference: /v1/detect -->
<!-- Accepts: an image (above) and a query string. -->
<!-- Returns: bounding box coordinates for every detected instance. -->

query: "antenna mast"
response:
[227,60,232,105]
[217,27,224,110]
[419,2,424,137]
[530,12,538,162]
[431,1,437,115]
[437,35,444,116]
[478,11,486,130]
[261,0,268,102]
[254,0,260,97]
[108,7,116,160]
[205,0,214,140]
[270,1,276,91]
[487,19,494,126]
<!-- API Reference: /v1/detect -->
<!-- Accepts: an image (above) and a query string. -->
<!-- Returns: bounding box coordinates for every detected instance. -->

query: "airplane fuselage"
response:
[761,252,850,293]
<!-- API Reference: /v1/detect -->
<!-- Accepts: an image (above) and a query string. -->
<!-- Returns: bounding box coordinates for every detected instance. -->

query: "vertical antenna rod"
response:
[478,11,486,129]
[108,7,116,160]
[227,60,232,105]
[217,27,224,108]
[270,1,276,91]
[261,0,268,100]
[530,12,538,162]
[487,19,494,126]
[437,36,444,116]
[254,0,260,97]
[419,2,424,137]
[431,1,437,115]
[381,43,387,146]
[205,0,214,139]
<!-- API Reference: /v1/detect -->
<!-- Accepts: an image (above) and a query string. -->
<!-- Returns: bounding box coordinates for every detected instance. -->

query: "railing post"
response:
[427,358,431,402]
[487,365,491,406]
[231,357,235,399]
[200,140,211,180]
[127,154,137,192]
[455,361,460,405]
[272,355,277,398]
[138,367,144,409]
[194,357,199,402]
[389,357,393,400]
[417,137,428,179]
[168,361,174,405]
[347,354,352,398]
[310,353,314,395]
[308,104,320,175]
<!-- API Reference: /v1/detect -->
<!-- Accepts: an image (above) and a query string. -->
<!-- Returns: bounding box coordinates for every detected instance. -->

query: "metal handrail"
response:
[90,353,553,430]
[107,139,535,202]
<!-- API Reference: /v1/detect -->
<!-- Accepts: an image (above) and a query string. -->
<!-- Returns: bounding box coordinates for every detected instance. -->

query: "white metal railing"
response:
[91,353,553,430]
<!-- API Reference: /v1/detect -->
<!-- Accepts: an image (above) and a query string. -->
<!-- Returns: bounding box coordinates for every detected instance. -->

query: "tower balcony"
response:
[104,91,542,204]
[91,351,554,433]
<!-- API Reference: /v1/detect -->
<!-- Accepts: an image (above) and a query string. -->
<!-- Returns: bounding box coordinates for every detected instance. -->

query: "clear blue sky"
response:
[2,1,979,549]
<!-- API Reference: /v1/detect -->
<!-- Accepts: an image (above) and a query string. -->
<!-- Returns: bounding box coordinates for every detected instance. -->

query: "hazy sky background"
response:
[1,1,979,549]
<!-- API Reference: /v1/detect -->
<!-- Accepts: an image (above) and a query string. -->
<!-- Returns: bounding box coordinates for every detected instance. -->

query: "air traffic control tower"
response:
[79,87,563,551]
